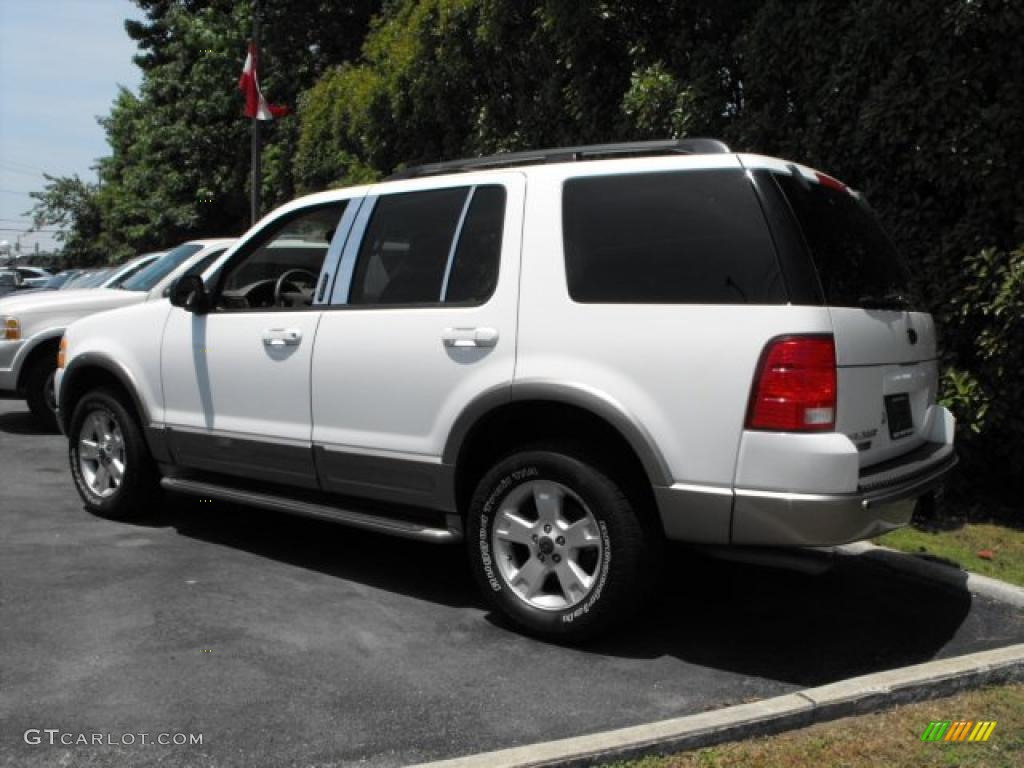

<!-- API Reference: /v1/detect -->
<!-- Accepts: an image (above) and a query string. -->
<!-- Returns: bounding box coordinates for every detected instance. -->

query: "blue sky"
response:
[0,0,142,253]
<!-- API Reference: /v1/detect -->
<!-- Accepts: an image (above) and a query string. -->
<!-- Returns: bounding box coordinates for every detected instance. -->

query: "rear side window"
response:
[562,169,785,304]
[444,186,506,304]
[349,188,467,305]
[773,174,915,309]
[348,185,505,306]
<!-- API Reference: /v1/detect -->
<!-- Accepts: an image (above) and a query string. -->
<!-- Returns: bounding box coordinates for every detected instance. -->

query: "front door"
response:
[161,200,353,487]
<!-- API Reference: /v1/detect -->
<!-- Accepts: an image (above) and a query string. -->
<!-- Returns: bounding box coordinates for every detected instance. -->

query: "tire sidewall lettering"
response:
[561,520,611,624]
[478,466,540,593]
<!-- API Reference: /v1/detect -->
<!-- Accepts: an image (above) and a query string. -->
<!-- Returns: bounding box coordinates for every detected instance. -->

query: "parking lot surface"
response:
[2,399,1022,767]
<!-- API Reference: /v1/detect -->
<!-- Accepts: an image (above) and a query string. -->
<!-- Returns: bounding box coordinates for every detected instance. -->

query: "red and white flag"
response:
[238,42,289,120]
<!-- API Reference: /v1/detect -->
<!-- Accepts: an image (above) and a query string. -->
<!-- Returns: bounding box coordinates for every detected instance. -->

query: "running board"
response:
[160,477,462,544]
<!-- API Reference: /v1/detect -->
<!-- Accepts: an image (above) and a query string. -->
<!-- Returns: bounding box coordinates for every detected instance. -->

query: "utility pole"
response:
[250,0,262,226]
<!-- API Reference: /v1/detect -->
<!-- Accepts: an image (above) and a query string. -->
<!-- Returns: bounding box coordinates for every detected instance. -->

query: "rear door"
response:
[768,167,938,467]
[310,173,524,509]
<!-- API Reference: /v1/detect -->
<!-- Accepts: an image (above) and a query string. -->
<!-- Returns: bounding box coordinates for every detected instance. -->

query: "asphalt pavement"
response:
[1,398,1022,767]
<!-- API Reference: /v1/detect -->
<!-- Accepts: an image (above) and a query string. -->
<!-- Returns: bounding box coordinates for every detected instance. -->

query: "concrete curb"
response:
[836,541,1024,609]
[410,644,1024,768]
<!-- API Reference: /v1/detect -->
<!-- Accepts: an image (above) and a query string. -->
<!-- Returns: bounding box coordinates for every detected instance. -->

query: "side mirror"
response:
[169,274,209,314]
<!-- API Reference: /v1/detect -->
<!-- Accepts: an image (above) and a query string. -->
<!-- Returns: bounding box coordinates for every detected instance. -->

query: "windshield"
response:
[105,256,156,288]
[68,269,112,289]
[120,244,203,292]
[44,273,73,289]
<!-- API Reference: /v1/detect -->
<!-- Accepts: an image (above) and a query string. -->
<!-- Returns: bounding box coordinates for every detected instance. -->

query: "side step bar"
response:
[160,477,462,544]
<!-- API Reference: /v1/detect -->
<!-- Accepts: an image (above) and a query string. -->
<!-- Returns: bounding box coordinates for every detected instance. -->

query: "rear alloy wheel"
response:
[23,354,58,431]
[467,449,652,641]
[68,389,158,520]
[491,479,605,611]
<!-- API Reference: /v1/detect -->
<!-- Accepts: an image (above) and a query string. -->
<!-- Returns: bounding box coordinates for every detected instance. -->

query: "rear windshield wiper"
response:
[857,292,912,310]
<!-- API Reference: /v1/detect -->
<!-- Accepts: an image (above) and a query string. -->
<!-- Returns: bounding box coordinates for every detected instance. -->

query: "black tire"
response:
[466,448,653,642]
[23,353,58,431]
[68,388,159,520]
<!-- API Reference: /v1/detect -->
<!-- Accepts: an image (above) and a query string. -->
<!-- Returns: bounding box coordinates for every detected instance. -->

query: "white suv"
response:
[56,140,956,640]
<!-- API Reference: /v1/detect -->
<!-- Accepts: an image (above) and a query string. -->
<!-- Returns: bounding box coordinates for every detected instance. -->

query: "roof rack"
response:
[386,138,731,180]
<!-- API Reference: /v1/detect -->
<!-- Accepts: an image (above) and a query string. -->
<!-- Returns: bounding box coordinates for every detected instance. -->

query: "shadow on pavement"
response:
[145,495,480,611]
[0,409,57,436]
[584,544,974,686]
[130,494,985,687]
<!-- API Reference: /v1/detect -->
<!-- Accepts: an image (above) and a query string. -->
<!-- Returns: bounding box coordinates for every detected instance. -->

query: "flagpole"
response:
[250,0,262,226]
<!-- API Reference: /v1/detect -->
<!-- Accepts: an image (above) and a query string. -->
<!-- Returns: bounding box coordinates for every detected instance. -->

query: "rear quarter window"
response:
[562,169,786,304]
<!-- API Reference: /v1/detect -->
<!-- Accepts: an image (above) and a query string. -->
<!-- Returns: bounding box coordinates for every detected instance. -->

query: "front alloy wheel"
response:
[69,388,158,520]
[77,410,127,498]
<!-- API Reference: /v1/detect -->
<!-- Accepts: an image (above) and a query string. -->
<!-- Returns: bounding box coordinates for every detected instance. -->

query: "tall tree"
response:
[32,0,380,263]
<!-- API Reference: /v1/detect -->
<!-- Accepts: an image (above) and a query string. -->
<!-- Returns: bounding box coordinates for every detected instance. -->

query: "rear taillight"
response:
[746,335,836,432]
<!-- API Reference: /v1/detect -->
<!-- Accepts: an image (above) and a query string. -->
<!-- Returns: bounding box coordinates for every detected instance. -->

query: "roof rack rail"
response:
[386,138,731,180]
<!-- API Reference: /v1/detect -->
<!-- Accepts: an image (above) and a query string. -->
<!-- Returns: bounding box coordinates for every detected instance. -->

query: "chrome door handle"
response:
[262,328,302,347]
[441,327,499,348]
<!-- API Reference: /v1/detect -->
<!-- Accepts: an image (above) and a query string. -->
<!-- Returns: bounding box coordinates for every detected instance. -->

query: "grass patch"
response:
[604,683,1023,768]
[875,522,1024,587]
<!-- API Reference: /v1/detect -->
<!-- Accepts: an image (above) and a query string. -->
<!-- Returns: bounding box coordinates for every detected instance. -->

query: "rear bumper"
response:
[730,442,956,546]
[655,404,957,547]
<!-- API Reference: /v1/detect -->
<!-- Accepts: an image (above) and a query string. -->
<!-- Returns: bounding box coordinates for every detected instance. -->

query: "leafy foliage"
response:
[939,245,1024,494]
[29,175,111,266]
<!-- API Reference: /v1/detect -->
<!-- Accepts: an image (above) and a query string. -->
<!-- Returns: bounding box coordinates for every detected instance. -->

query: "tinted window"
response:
[120,244,203,292]
[563,170,785,304]
[350,188,469,305]
[774,174,915,309]
[444,185,505,304]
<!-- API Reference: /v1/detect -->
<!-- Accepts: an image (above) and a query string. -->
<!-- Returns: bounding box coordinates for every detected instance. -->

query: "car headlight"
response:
[2,316,20,341]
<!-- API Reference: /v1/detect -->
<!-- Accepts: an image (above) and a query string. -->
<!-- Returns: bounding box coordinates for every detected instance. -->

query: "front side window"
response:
[562,169,786,304]
[444,186,506,304]
[163,249,227,297]
[216,203,346,310]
